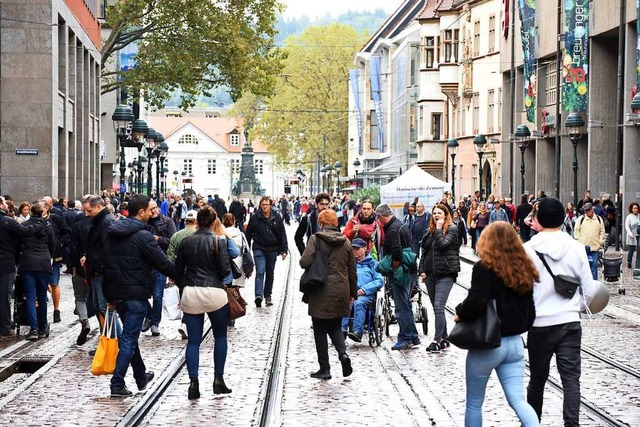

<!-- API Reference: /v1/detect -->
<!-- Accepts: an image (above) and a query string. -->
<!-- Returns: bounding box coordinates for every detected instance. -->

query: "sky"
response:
[280,0,404,19]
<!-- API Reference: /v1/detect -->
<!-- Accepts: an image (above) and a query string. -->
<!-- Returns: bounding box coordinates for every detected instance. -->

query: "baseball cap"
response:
[186,210,197,220]
[352,238,367,248]
[583,202,593,211]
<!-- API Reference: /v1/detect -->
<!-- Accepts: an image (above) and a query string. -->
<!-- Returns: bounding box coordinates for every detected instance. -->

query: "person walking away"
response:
[524,197,598,426]
[245,196,288,307]
[573,202,605,280]
[342,238,383,342]
[175,207,233,398]
[454,222,539,426]
[43,196,71,324]
[624,202,639,268]
[69,209,92,345]
[0,197,45,337]
[300,209,357,379]
[19,201,54,340]
[410,202,431,254]
[228,197,246,232]
[343,200,381,259]
[142,199,177,337]
[489,200,509,224]
[167,210,198,339]
[103,194,175,397]
[419,204,460,352]
[222,214,251,326]
[295,193,330,255]
[375,203,418,350]
[516,195,533,242]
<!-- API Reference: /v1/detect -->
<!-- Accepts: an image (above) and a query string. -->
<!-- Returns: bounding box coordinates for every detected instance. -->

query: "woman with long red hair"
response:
[454,222,539,426]
[418,203,460,352]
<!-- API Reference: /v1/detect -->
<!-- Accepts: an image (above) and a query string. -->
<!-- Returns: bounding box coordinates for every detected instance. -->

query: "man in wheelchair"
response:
[342,238,384,342]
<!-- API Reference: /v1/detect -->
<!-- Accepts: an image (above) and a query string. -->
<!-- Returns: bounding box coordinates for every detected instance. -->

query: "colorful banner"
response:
[562,0,589,112]
[369,56,385,152]
[517,0,536,123]
[349,69,363,154]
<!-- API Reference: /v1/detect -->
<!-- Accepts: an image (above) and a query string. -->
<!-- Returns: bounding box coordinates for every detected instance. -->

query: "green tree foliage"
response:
[101,0,286,109]
[235,23,367,173]
[352,187,380,207]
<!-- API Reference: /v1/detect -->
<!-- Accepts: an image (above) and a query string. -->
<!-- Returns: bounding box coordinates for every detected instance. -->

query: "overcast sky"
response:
[280,0,404,19]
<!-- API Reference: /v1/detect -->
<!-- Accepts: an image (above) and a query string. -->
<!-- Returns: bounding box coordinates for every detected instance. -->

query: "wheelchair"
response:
[382,276,429,337]
[345,289,385,347]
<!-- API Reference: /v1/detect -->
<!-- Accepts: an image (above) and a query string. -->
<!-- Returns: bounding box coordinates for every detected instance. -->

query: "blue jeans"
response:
[465,335,539,427]
[628,245,636,267]
[527,322,581,426]
[147,270,167,326]
[586,251,599,280]
[390,277,418,343]
[475,227,485,245]
[21,271,50,332]
[111,299,148,390]
[253,249,278,298]
[183,304,229,377]
[425,275,454,341]
[341,294,374,334]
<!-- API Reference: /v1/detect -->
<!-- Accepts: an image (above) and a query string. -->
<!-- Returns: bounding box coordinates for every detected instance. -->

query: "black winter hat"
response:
[536,197,565,228]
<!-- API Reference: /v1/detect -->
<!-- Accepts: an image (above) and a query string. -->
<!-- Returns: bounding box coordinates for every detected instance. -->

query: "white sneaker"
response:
[178,325,188,340]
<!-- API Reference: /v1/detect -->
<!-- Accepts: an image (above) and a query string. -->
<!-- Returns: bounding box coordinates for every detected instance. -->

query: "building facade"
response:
[0,0,102,202]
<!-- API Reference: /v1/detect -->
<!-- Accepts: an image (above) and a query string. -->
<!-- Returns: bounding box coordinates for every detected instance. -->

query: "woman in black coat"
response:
[418,203,460,352]
[19,201,54,340]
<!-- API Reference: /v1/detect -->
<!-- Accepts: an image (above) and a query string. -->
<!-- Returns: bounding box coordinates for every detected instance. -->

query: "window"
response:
[418,106,424,136]
[443,30,459,63]
[473,21,480,56]
[452,100,457,137]
[183,159,193,174]
[254,159,264,174]
[369,110,379,150]
[410,47,419,86]
[488,16,496,53]
[232,159,241,174]
[547,64,557,106]
[498,88,503,131]
[432,113,442,140]
[410,104,417,142]
[207,159,216,174]
[472,93,480,134]
[230,133,240,146]
[488,89,495,132]
[166,112,182,118]
[178,134,198,144]
[424,37,435,68]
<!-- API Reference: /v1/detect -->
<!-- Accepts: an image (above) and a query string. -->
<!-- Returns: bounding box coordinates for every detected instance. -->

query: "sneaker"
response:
[141,318,151,333]
[265,296,273,306]
[110,386,133,397]
[25,330,39,341]
[255,296,263,308]
[411,337,422,347]
[136,371,155,390]
[439,338,451,349]
[391,341,413,351]
[150,325,160,337]
[347,331,362,343]
[178,325,188,340]
[310,370,331,380]
[426,341,442,353]
[77,319,91,345]
[38,324,50,339]
[88,349,96,357]
[53,310,61,323]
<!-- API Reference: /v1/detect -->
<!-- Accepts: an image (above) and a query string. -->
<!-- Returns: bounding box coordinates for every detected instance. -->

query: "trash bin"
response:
[602,254,622,281]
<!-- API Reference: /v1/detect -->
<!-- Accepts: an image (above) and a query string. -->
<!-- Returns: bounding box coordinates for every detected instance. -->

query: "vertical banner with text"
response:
[349,69,363,155]
[562,0,589,111]
[518,0,537,123]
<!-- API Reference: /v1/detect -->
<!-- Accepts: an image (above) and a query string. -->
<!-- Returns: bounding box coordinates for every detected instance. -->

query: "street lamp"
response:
[353,158,361,189]
[515,124,531,196]
[334,161,342,194]
[447,138,459,202]
[473,134,489,201]
[137,156,147,194]
[156,139,168,196]
[145,128,158,196]
[320,166,327,193]
[112,105,147,200]
[565,112,585,208]
[324,164,333,194]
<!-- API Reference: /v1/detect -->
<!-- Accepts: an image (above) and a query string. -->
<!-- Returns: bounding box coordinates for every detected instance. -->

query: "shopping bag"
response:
[91,310,119,376]
[162,285,182,320]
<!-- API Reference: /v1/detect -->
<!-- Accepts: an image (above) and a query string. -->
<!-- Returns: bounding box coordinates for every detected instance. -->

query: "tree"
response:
[236,23,366,173]
[101,0,286,109]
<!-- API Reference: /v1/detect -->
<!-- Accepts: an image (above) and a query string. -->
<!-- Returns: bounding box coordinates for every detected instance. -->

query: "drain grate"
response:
[0,356,52,382]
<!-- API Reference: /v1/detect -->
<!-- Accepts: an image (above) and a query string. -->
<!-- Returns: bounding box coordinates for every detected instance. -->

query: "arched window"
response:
[178,134,198,144]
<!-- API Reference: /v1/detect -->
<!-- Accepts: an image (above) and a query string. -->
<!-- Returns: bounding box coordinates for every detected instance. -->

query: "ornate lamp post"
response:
[137,156,147,194]
[145,128,158,196]
[473,134,488,201]
[515,124,531,196]
[447,138,459,202]
[112,105,147,200]
[565,112,585,208]
[353,158,361,189]
[333,161,342,194]
[324,164,333,194]
[320,166,327,193]
[155,139,168,197]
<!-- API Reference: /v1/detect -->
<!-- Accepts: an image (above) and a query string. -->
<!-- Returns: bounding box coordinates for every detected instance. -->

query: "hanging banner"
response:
[517,0,537,123]
[349,69,363,155]
[369,56,385,152]
[562,0,589,111]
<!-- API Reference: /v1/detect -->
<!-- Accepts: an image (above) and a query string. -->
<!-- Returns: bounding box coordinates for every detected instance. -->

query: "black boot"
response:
[213,374,232,394]
[188,377,200,400]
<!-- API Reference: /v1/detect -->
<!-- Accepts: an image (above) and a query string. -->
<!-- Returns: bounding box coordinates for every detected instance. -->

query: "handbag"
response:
[469,219,477,230]
[535,251,580,298]
[162,285,182,320]
[241,234,254,276]
[448,299,501,350]
[299,237,329,293]
[91,309,119,375]
[230,259,243,279]
[226,286,247,320]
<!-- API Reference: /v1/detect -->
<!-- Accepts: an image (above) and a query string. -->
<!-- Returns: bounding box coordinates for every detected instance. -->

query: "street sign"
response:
[15,149,38,155]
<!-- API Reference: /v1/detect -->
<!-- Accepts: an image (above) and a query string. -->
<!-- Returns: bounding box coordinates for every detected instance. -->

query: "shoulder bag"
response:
[91,310,119,375]
[241,233,254,276]
[448,299,501,350]
[225,286,247,320]
[299,237,329,293]
[535,251,580,298]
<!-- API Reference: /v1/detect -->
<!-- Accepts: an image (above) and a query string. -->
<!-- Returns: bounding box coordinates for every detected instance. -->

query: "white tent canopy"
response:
[380,165,451,217]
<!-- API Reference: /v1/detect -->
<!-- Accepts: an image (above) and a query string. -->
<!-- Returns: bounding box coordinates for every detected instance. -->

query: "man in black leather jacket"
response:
[103,194,174,397]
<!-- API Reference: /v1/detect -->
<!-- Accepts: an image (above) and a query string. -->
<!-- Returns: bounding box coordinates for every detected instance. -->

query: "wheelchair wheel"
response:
[368,330,375,347]
[421,307,428,335]
[383,299,391,337]
[375,314,384,346]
